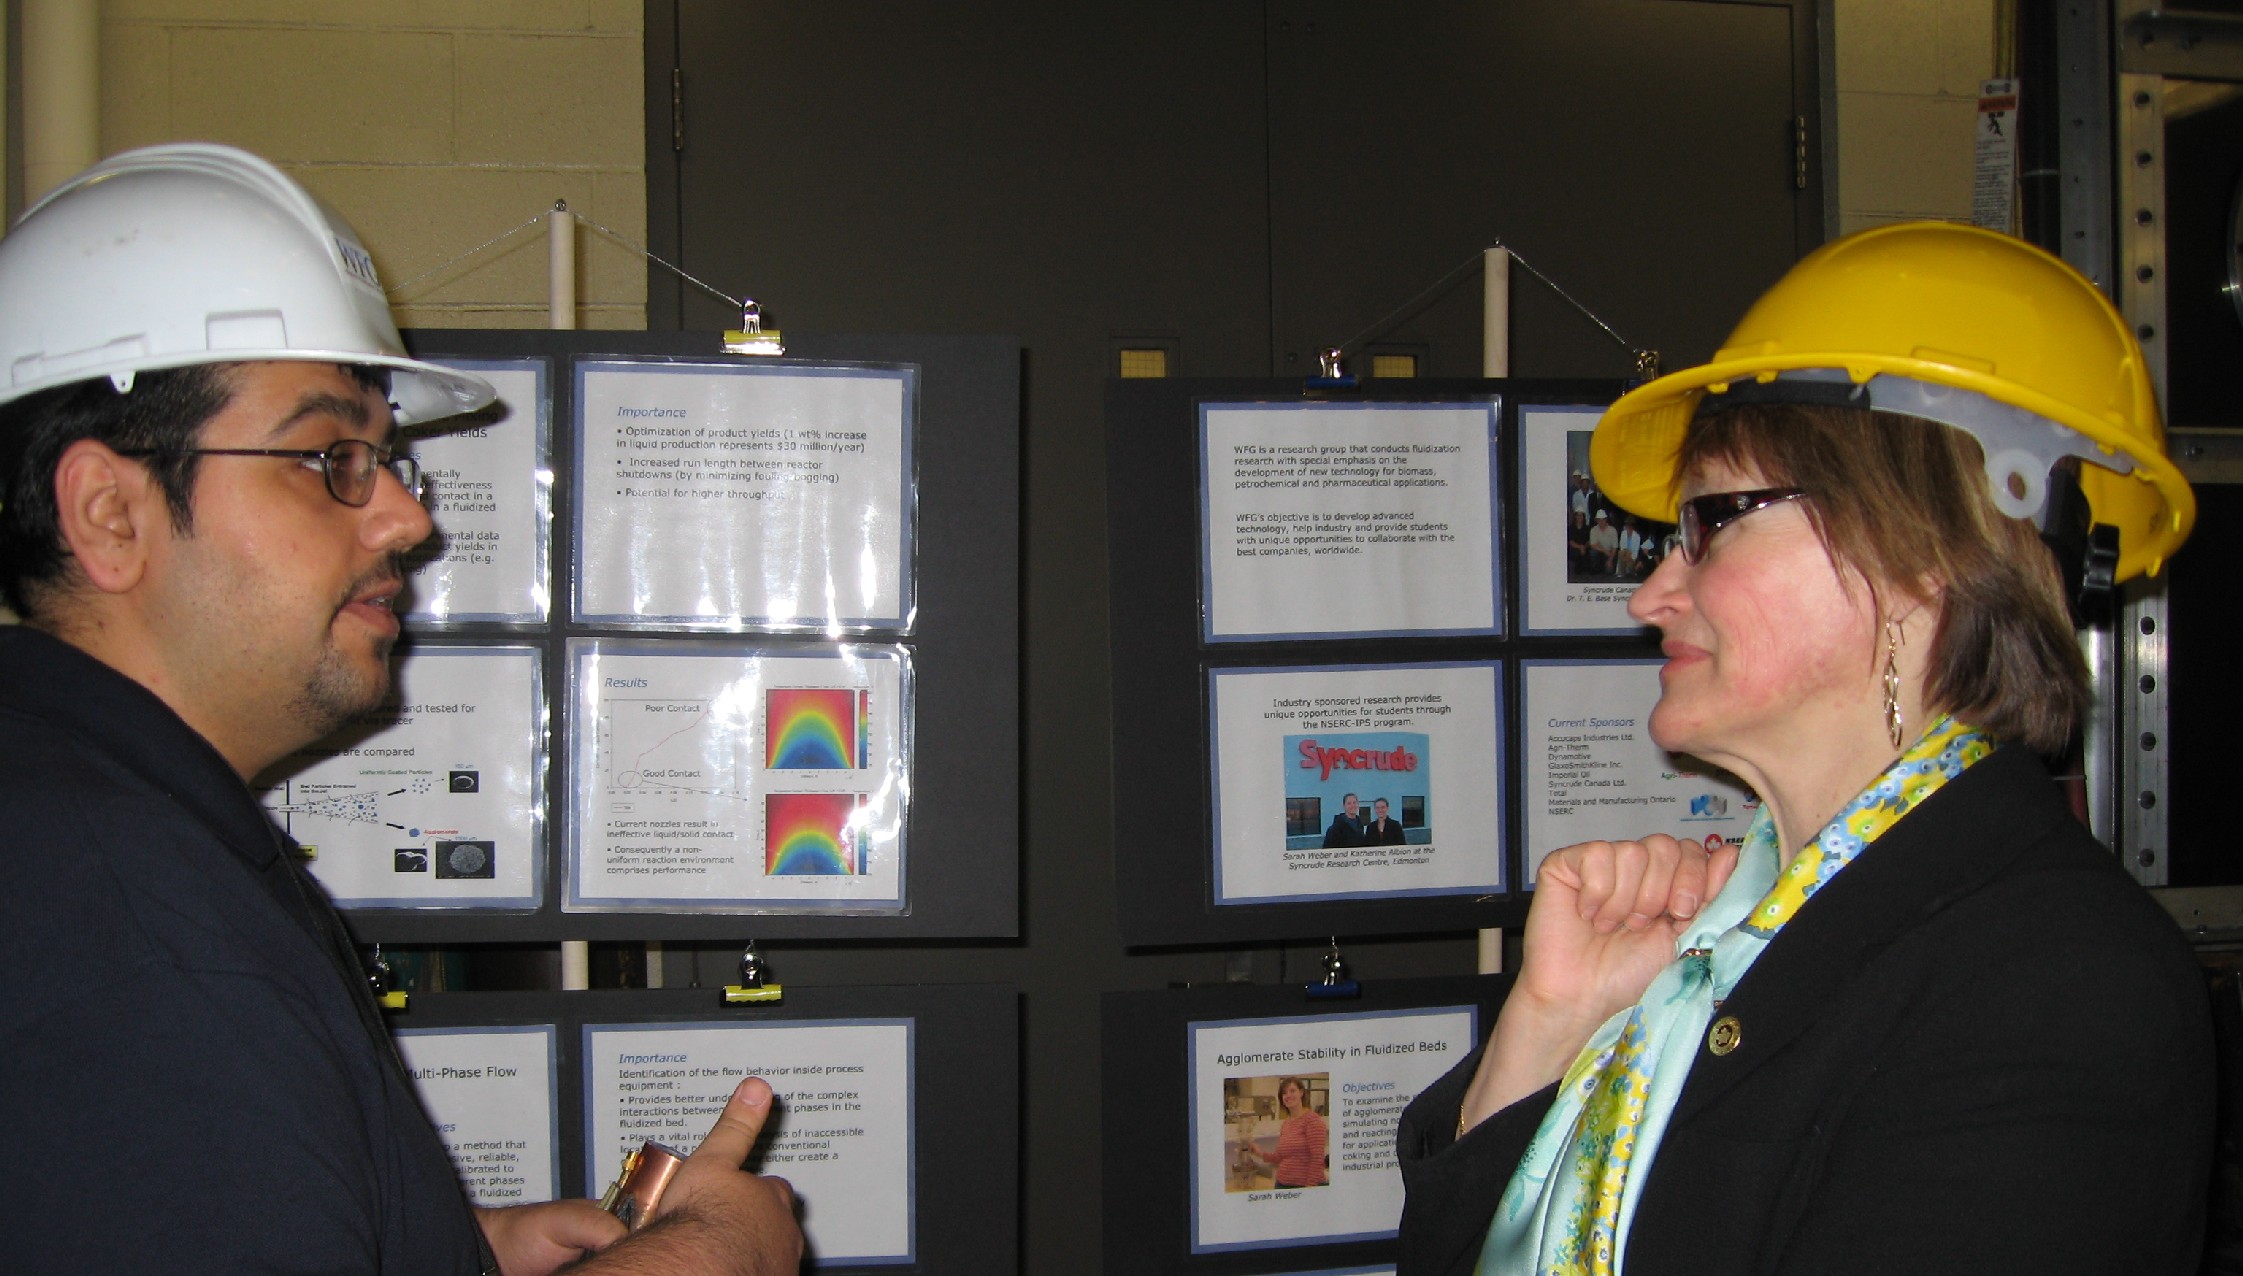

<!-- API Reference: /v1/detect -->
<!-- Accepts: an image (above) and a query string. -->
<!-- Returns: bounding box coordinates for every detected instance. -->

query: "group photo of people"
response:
[1563,432,1678,586]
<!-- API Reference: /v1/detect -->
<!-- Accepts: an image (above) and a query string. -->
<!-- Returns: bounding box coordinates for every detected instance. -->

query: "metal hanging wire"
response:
[382,201,764,331]
[574,206,761,328]
[1326,239,1659,378]
[381,211,546,299]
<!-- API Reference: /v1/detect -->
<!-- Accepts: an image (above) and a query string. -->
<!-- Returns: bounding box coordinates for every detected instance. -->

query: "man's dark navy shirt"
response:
[0,625,483,1273]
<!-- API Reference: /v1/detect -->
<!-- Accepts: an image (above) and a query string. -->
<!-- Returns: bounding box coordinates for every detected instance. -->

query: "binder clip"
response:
[723,300,785,357]
[1305,937,1360,1001]
[1630,347,1662,385]
[722,941,784,1005]
[368,944,408,1012]
[1306,346,1358,390]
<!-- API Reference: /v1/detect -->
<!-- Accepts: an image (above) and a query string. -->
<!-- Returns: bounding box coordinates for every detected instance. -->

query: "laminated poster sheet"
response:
[394,1025,561,1206]
[1208,662,1504,904]
[574,360,915,631]
[1188,1006,1476,1253]
[1520,659,1758,885]
[264,645,543,909]
[584,1019,914,1266]
[566,640,909,911]
[1517,403,1673,635]
[1200,401,1500,642]
[406,358,551,624]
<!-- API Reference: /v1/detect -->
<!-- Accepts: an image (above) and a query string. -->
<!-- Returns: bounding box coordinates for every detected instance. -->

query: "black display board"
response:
[1108,377,1653,947]
[1100,973,1510,1274]
[315,330,1020,942]
[395,982,1020,1275]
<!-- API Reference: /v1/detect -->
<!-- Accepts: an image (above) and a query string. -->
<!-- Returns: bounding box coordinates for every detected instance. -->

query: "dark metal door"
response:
[648,5,1817,1270]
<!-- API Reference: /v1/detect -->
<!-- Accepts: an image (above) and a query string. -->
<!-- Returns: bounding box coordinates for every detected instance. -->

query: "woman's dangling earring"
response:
[1883,620,1904,749]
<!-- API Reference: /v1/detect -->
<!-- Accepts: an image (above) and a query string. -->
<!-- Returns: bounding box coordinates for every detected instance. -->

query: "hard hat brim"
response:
[0,349,496,429]
[1589,349,2196,581]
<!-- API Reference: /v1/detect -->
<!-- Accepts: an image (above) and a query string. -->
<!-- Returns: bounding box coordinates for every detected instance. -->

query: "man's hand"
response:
[577,1076,806,1275]
[476,1200,627,1276]
[654,1075,802,1233]
[1458,835,1740,1132]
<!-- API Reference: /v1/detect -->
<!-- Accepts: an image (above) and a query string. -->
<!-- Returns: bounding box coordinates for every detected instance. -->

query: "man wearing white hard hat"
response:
[0,145,801,1275]
[1586,508,1619,576]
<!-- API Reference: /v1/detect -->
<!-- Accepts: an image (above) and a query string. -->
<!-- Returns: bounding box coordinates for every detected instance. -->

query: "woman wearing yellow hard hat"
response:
[1396,222,2212,1275]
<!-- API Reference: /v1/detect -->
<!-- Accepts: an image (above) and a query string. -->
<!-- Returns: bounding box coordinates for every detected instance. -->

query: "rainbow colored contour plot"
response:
[764,792,868,875]
[764,688,866,770]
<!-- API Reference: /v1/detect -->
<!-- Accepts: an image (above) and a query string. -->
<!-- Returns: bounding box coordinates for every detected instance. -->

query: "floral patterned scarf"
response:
[1477,717,1993,1275]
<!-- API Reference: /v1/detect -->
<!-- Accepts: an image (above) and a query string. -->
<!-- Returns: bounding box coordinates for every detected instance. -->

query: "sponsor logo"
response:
[1295,738,1419,782]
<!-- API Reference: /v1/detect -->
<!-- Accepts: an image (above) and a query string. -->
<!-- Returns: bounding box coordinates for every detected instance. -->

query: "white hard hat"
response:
[0,143,493,426]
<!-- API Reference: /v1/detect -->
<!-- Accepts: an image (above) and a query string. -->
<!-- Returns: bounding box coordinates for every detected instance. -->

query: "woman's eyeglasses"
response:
[1676,487,1807,563]
[117,438,422,508]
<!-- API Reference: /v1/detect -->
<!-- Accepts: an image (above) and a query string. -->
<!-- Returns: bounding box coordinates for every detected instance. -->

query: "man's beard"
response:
[285,630,396,742]
[285,558,404,740]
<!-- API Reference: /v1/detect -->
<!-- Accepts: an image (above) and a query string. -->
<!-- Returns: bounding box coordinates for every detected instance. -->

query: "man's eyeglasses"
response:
[1675,487,1807,563]
[117,439,422,508]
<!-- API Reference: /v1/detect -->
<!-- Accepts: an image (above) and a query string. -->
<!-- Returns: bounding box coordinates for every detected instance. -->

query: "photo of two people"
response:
[1281,729,1433,850]
[1317,793,1409,848]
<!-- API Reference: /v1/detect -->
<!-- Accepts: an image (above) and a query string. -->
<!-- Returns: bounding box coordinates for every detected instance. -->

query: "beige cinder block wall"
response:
[100,0,646,330]
[1831,0,1998,235]
[84,0,1989,325]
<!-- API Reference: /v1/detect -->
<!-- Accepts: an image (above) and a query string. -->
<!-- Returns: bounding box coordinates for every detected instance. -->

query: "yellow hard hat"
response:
[1589,221,2193,581]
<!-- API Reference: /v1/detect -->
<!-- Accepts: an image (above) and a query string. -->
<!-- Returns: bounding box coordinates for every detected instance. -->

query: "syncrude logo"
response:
[1296,738,1419,782]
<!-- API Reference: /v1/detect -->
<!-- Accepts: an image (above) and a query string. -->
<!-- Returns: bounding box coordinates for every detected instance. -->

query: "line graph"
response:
[599,698,748,803]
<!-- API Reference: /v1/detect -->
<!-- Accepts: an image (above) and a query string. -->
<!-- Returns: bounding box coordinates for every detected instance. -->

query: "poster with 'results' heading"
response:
[1208,662,1504,904]
[565,639,909,913]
